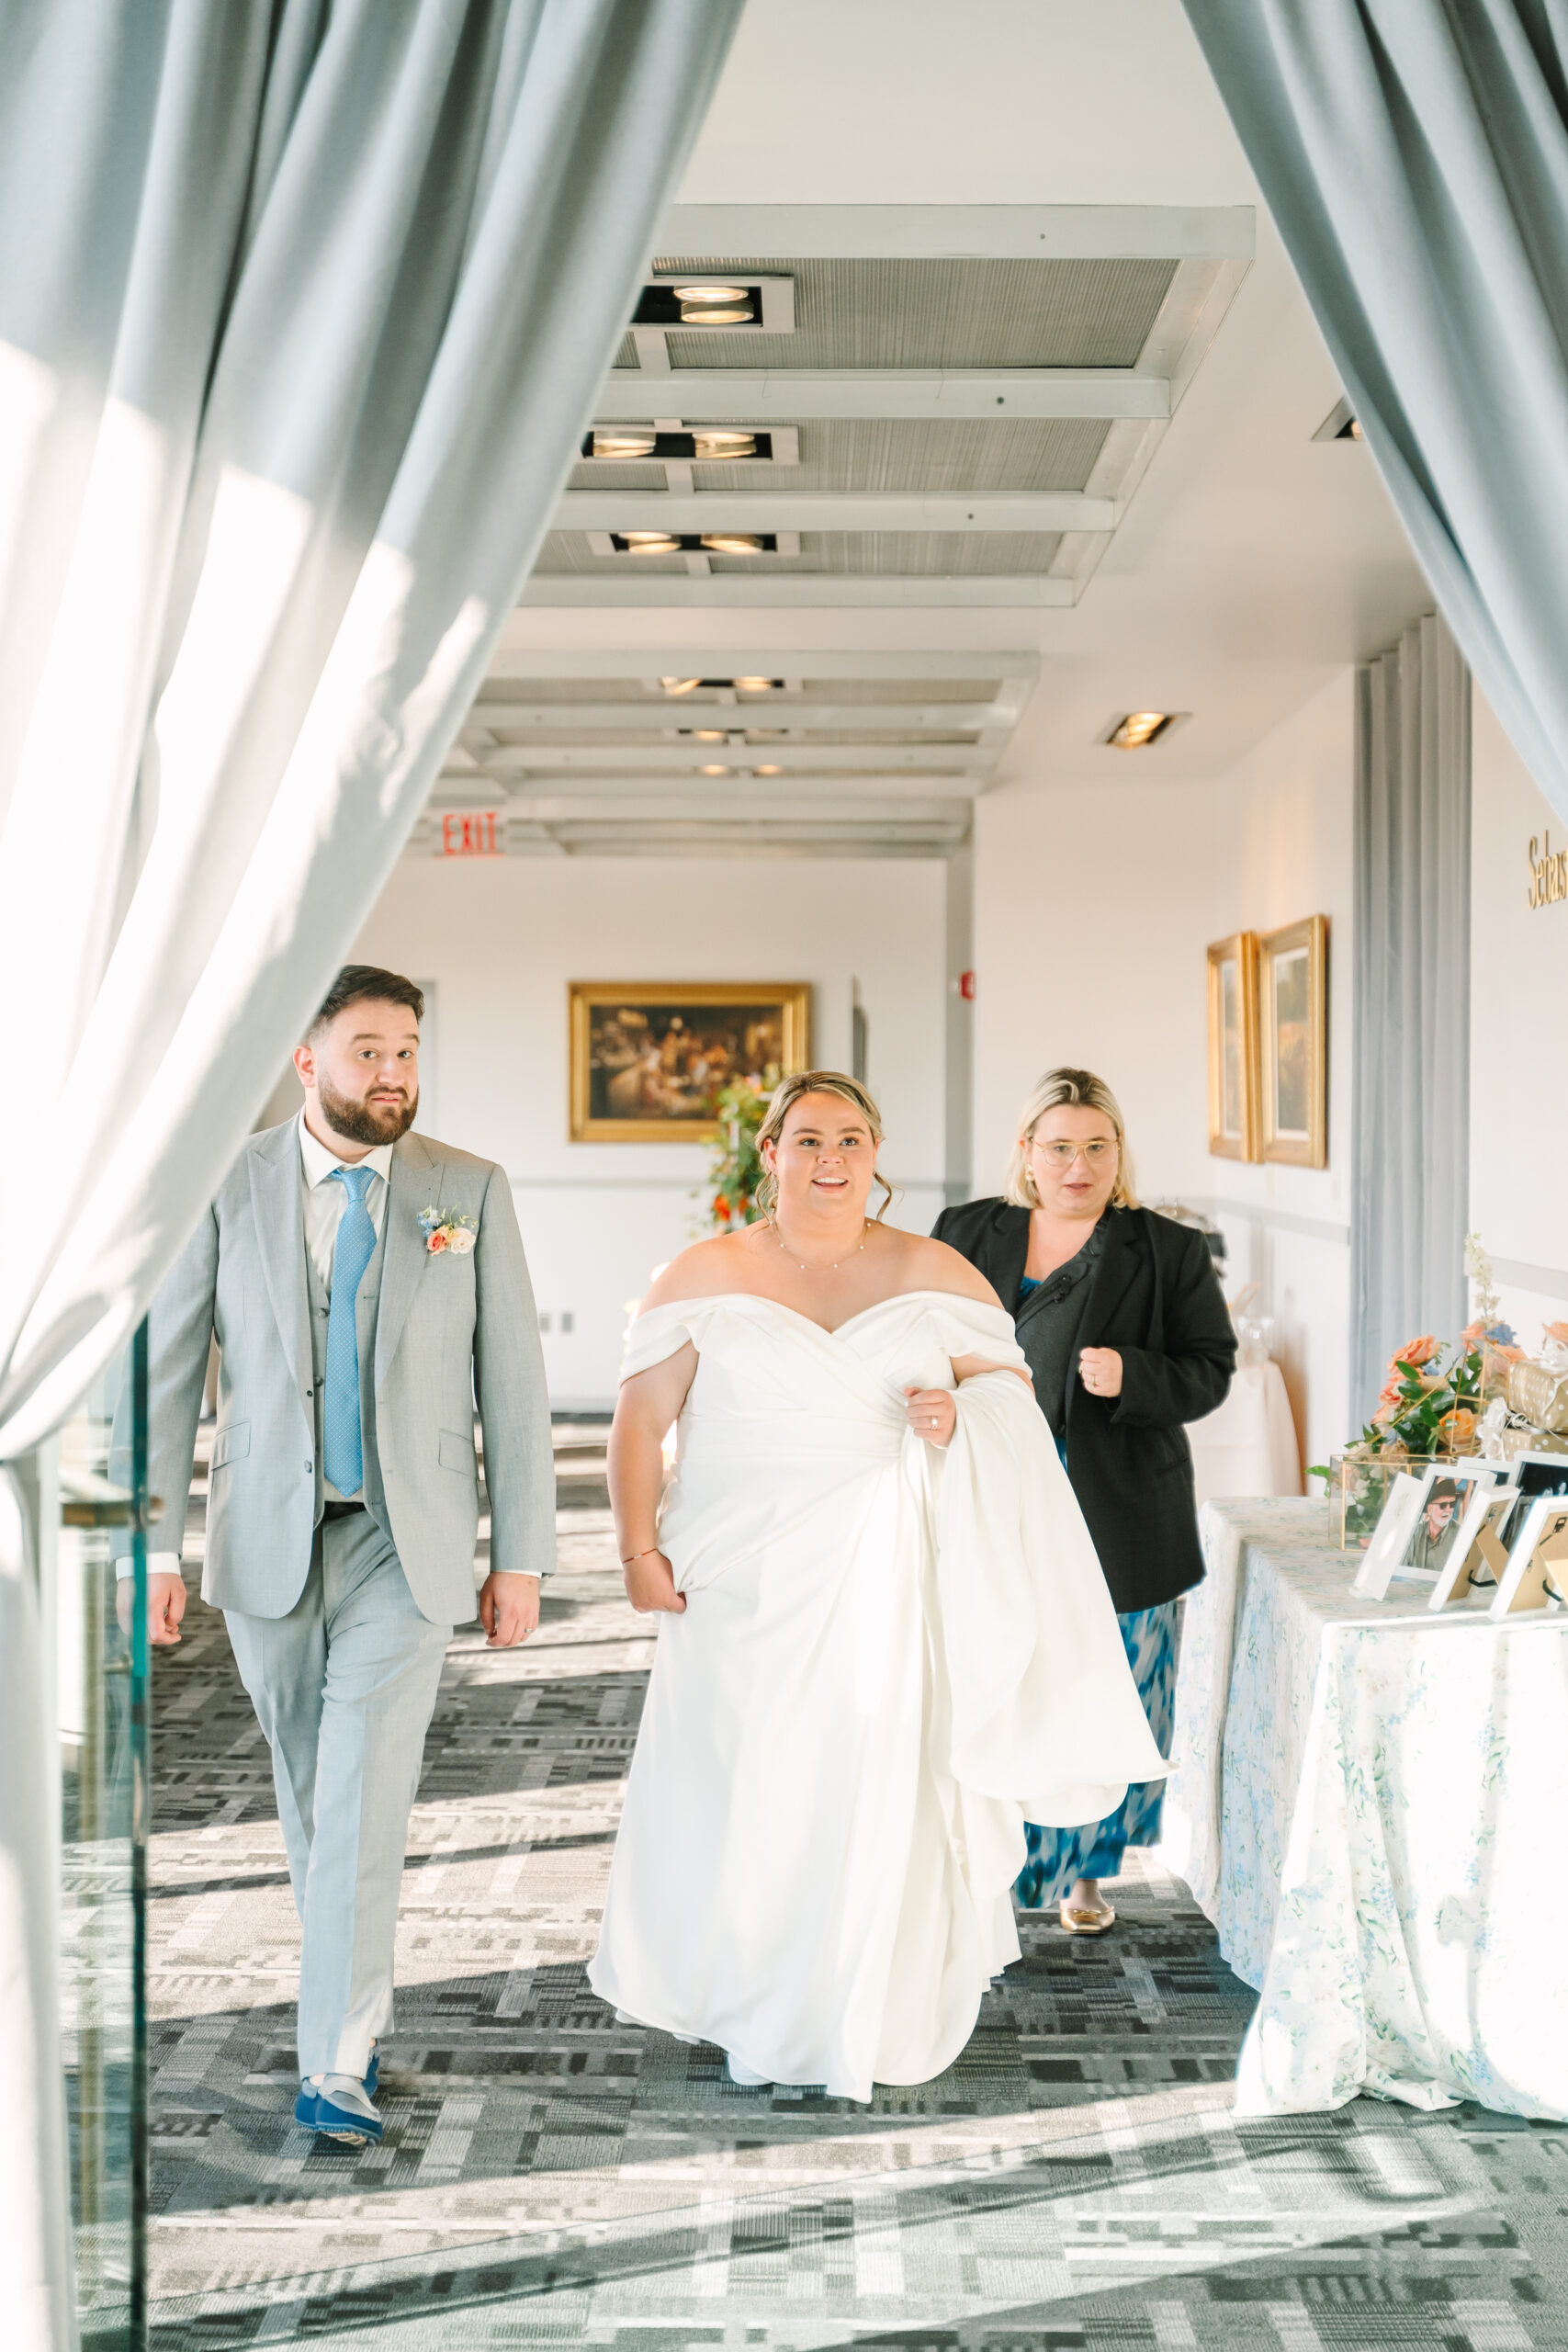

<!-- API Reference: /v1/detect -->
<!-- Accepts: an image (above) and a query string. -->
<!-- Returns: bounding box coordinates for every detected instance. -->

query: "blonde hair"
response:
[1004,1066,1138,1210]
[755,1069,895,1220]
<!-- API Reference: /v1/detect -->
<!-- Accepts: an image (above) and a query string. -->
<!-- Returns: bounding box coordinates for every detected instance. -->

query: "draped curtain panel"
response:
[1181,0,1568,829]
[0,4,739,2342]
[1351,616,1472,1424]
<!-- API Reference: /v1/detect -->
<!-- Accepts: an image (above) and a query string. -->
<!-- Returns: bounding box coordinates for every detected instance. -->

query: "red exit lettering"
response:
[441,811,500,857]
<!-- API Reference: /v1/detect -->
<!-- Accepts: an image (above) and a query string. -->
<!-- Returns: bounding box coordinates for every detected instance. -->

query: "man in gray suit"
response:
[123,965,553,2143]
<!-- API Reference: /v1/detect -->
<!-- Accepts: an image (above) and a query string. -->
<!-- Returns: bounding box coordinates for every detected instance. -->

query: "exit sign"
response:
[442,810,501,857]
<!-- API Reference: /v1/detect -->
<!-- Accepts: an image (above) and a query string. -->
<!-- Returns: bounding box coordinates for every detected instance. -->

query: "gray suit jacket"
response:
[138,1123,554,1623]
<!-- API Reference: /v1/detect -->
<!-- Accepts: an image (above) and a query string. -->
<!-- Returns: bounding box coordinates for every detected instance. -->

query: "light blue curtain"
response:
[0,6,739,2344]
[1181,0,1568,827]
[1351,616,1472,1422]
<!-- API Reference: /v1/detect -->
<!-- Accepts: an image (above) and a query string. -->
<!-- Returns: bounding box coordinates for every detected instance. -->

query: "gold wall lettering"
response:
[1528,831,1568,908]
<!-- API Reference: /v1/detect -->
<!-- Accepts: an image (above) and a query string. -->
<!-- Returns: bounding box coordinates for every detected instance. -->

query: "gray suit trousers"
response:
[225,1510,449,2077]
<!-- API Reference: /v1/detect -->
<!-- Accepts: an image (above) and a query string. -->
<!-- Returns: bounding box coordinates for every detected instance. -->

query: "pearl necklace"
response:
[775,1219,871,1274]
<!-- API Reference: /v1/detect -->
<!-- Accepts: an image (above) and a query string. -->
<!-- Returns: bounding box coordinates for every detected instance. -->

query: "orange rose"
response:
[1545,1321,1568,1349]
[427,1229,448,1253]
[1391,1335,1439,1369]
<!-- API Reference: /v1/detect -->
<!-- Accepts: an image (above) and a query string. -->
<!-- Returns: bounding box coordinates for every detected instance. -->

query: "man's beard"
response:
[318,1078,418,1148]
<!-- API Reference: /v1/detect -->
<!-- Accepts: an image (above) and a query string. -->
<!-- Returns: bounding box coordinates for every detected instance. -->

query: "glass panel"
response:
[54,1320,148,2351]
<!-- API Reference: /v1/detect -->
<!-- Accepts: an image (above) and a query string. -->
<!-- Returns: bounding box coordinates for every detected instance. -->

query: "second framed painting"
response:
[569,981,810,1142]
[1258,915,1328,1167]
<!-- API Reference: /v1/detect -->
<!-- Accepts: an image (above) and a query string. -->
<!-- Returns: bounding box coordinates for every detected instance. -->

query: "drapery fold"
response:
[0,5,739,2341]
[1181,0,1568,828]
[1350,615,1472,1422]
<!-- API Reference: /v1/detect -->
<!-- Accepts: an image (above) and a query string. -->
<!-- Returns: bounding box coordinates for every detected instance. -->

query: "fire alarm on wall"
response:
[958,970,976,1001]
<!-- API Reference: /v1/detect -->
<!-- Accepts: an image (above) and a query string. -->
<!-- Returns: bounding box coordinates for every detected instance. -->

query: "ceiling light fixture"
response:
[699,763,729,775]
[692,428,758,460]
[620,530,682,556]
[660,676,702,695]
[588,428,658,459]
[753,764,783,776]
[687,729,727,741]
[700,533,764,557]
[1106,711,1176,751]
[672,281,754,325]
[733,676,777,692]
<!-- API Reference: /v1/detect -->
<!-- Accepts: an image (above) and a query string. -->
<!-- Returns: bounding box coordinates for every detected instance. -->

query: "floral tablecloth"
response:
[1160,1497,1568,2120]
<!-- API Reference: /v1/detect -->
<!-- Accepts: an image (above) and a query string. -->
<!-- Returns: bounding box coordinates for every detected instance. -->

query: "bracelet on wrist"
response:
[621,1545,662,1566]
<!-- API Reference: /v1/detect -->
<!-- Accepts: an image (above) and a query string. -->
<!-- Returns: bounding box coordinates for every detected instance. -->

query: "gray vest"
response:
[305,1216,389,1524]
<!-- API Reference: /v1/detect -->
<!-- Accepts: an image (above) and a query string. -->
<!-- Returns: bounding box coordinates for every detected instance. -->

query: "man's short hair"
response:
[309,965,424,1037]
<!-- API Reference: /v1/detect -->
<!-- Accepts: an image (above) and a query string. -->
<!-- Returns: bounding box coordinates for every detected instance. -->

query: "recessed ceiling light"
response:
[621,530,682,555]
[733,676,777,692]
[1105,711,1176,751]
[699,763,729,775]
[588,428,658,458]
[692,428,758,460]
[672,281,754,325]
[1313,396,1365,444]
[701,533,764,557]
[687,729,727,741]
[660,676,701,695]
[753,764,783,776]
[1340,415,1364,440]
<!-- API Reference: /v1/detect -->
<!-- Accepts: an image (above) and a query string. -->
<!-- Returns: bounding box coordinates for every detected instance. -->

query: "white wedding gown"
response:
[589,1289,1169,2101]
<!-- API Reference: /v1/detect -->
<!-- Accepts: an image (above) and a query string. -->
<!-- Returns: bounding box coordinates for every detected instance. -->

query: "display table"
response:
[1160,1497,1568,2120]
[1186,1360,1302,1504]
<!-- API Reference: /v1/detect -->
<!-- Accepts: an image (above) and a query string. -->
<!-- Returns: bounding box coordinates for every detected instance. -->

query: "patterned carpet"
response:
[145,1430,1568,2350]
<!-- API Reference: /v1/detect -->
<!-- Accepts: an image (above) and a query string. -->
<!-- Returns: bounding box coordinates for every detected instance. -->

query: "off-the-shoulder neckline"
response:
[632,1288,1008,1340]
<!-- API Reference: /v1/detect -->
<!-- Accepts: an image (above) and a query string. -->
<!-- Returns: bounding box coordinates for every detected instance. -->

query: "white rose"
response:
[446,1227,476,1255]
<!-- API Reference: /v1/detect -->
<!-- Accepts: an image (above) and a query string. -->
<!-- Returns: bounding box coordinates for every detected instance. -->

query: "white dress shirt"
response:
[298,1111,393,1283]
[145,1115,395,1577]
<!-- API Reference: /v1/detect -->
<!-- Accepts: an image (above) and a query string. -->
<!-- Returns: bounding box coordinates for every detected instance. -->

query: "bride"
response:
[589,1071,1168,2100]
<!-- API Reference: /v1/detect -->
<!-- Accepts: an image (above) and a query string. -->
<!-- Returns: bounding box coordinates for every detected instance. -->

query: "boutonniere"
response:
[419,1206,477,1256]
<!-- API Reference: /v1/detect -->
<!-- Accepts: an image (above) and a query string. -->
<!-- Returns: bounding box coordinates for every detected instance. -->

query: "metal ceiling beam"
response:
[483,641,1039,684]
[558,491,1116,533]
[518,574,1077,608]
[653,203,1255,261]
[445,791,977,821]
[464,702,1002,732]
[589,368,1169,422]
[477,742,987,776]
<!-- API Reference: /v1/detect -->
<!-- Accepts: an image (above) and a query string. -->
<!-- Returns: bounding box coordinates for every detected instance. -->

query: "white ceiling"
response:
[420,0,1430,857]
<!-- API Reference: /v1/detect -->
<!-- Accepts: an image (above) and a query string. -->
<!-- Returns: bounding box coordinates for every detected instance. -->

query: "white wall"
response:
[354,855,949,1408]
[973,672,1357,1475]
[1470,693,1568,1350]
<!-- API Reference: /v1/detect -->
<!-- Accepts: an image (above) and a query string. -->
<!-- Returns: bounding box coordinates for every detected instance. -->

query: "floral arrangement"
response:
[419,1206,477,1256]
[1349,1236,1522,1461]
[699,1072,777,1232]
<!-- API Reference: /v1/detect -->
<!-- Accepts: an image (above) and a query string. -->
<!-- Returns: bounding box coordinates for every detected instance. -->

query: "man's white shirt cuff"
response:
[122,1551,184,1582]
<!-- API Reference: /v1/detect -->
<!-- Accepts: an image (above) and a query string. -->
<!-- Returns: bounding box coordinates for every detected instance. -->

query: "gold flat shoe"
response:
[1058,1897,1115,1936]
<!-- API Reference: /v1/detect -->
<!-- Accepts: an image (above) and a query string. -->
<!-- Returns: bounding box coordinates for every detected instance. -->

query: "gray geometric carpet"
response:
[147,1431,1568,2349]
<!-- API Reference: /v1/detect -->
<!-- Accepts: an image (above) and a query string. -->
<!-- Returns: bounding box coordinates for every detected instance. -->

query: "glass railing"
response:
[53,1320,150,2351]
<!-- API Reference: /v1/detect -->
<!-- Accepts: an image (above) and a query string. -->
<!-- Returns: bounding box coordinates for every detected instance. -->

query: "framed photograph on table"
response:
[1496,1451,1568,1548]
[1429,1487,1519,1610]
[1350,1470,1427,1600]
[1488,1498,1568,1620]
[1206,933,1259,1160]
[1259,915,1327,1167]
[568,980,810,1143]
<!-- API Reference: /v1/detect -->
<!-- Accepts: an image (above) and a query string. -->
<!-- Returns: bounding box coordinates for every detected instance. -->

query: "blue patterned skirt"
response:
[1013,1597,1179,1908]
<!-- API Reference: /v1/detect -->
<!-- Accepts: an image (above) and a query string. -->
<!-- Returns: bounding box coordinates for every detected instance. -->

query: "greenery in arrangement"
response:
[700,1072,778,1231]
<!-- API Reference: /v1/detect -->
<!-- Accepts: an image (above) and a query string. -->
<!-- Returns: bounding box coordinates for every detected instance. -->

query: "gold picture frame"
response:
[569,980,811,1142]
[1258,914,1328,1167]
[1206,932,1259,1161]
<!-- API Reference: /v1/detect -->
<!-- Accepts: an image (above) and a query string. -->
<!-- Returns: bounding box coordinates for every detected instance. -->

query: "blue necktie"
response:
[323,1166,377,1494]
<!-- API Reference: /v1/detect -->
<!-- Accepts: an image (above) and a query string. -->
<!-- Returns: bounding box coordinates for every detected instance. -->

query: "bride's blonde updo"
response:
[754,1069,896,1221]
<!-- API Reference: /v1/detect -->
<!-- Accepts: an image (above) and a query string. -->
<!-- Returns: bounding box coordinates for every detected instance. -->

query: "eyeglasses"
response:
[1030,1138,1118,1167]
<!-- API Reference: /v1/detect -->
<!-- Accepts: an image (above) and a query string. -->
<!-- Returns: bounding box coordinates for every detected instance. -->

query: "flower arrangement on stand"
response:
[697,1072,777,1233]
[1314,1233,1525,1546]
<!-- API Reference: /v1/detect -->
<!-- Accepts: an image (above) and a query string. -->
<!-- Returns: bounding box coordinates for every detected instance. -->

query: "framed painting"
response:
[569,981,811,1142]
[1259,914,1328,1167]
[1206,933,1259,1161]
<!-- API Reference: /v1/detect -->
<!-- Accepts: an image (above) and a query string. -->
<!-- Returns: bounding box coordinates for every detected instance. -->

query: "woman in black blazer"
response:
[934,1067,1234,1938]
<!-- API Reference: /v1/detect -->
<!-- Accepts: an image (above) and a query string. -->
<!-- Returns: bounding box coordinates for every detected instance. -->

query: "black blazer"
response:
[932,1198,1235,1612]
